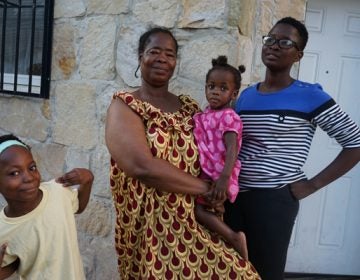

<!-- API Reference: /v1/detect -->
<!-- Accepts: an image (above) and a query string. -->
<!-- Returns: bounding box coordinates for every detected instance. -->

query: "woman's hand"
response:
[211,176,228,202]
[289,180,317,200]
[203,180,226,208]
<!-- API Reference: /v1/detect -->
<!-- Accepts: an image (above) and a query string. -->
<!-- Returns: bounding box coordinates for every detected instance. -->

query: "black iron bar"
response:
[13,0,22,93]
[0,1,7,91]
[27,0,36,92]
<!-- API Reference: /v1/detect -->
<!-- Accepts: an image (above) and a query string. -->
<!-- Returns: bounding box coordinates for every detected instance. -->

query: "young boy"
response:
[0,134,93,280]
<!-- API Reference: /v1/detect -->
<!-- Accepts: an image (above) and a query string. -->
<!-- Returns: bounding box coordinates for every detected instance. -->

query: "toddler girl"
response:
[194,55,248,260]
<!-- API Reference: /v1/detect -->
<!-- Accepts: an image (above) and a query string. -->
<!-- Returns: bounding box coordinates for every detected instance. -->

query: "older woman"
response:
[105,27,260,279]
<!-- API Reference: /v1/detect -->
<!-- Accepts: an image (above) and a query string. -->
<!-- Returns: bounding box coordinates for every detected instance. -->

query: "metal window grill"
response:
[0,0,54,99]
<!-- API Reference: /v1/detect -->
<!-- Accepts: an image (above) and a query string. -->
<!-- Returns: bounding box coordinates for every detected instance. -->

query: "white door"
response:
[285,0,360,276]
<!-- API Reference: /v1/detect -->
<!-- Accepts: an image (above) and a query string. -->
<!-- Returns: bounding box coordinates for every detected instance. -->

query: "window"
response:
[0,0,54,99]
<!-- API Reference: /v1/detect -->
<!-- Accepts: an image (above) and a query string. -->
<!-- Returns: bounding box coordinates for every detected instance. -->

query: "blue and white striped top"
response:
[235,80,360,190]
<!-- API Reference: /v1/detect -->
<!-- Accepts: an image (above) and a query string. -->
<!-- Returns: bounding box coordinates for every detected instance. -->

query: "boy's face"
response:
[0,146,41,206]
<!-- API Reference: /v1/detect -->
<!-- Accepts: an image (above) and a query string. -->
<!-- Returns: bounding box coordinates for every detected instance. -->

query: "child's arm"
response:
[0,244,19,280]
[210,131,239,202]
[56,168,94,214]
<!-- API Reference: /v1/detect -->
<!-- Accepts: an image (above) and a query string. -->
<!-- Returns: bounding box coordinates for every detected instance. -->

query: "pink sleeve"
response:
[218,109,243,135]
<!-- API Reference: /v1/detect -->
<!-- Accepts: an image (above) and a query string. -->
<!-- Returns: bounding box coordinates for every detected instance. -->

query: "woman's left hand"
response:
[203,181,223,206]
[211,177,228,202]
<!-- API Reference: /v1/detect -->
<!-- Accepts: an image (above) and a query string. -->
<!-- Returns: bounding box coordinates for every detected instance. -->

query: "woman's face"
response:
[139,32,177,87]
[261,23,303,71]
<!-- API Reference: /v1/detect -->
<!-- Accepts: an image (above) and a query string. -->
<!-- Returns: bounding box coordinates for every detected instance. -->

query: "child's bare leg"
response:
[233,231,248,260]
[195,204,248,260]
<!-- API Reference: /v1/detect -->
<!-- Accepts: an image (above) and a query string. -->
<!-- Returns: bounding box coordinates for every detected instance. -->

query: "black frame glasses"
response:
[262,35,299,50]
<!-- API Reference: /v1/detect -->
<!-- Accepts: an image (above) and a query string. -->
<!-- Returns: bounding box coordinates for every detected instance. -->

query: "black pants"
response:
[224,185,299,280]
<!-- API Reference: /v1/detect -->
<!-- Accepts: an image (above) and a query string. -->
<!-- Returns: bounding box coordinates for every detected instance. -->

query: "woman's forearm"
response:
[291,147,360,200]
[310,147,360,190]
[121,156,209,195]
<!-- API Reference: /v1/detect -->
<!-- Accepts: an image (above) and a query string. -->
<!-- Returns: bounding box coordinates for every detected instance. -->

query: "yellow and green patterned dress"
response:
[110,92,260,280]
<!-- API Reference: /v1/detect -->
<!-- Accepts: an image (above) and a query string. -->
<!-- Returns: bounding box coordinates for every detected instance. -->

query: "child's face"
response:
[205,69,238,110]
[0,146,41,205]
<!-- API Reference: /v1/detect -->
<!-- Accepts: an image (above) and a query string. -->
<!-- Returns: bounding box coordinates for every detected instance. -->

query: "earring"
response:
[134,65,140,78]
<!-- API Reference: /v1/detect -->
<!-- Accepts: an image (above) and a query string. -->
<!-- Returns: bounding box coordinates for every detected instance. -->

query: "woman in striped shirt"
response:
[224,16,360,280]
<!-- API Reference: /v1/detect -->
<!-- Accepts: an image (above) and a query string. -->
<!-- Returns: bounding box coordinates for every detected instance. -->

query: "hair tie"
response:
[0,140,28,155]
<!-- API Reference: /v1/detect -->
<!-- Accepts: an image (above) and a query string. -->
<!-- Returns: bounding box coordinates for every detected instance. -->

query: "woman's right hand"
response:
[203,181,225,206]
[212,176,228,202]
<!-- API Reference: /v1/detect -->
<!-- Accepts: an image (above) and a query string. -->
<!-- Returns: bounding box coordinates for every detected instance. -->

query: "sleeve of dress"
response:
[218,109,243,136]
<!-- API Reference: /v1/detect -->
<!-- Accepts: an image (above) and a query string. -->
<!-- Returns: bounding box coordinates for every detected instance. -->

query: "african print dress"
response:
[110,92,260,280]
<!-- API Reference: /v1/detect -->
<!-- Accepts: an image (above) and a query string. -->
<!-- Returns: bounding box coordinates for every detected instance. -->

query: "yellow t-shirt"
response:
[0,180,85,280]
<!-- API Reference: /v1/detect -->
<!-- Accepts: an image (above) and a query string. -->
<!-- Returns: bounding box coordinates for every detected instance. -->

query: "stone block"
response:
[53,82,98,149]
[31,143,67,181]
[52,23,76,80]
[133,0,179,28]
[179,0,226,28]
[54,0,86,18]
[79,17,116,80]
[76,199,113,237]
[0,98,49,141]
[88,0,130,15]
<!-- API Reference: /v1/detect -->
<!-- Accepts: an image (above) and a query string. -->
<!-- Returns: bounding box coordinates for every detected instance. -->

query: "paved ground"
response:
[285,273,360,280]
[286,278,360,280]
[6,273,360,279]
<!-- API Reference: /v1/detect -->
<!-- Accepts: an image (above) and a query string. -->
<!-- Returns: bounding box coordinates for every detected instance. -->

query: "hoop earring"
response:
[134,65,140,78]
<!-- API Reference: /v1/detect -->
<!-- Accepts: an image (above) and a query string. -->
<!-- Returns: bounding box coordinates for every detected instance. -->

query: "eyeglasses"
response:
[262,35,299,50]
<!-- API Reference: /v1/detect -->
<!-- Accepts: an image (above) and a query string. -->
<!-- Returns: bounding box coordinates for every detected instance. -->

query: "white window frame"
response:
[3,73,41,93]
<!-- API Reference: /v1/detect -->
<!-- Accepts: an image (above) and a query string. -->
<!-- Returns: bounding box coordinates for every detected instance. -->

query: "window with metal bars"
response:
[0,0,54,99]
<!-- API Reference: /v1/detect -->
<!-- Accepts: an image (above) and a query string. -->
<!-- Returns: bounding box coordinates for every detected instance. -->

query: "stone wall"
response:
[0,0,306,279]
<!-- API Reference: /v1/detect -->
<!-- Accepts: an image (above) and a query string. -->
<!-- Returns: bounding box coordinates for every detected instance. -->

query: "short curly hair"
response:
[273,17,309,51]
